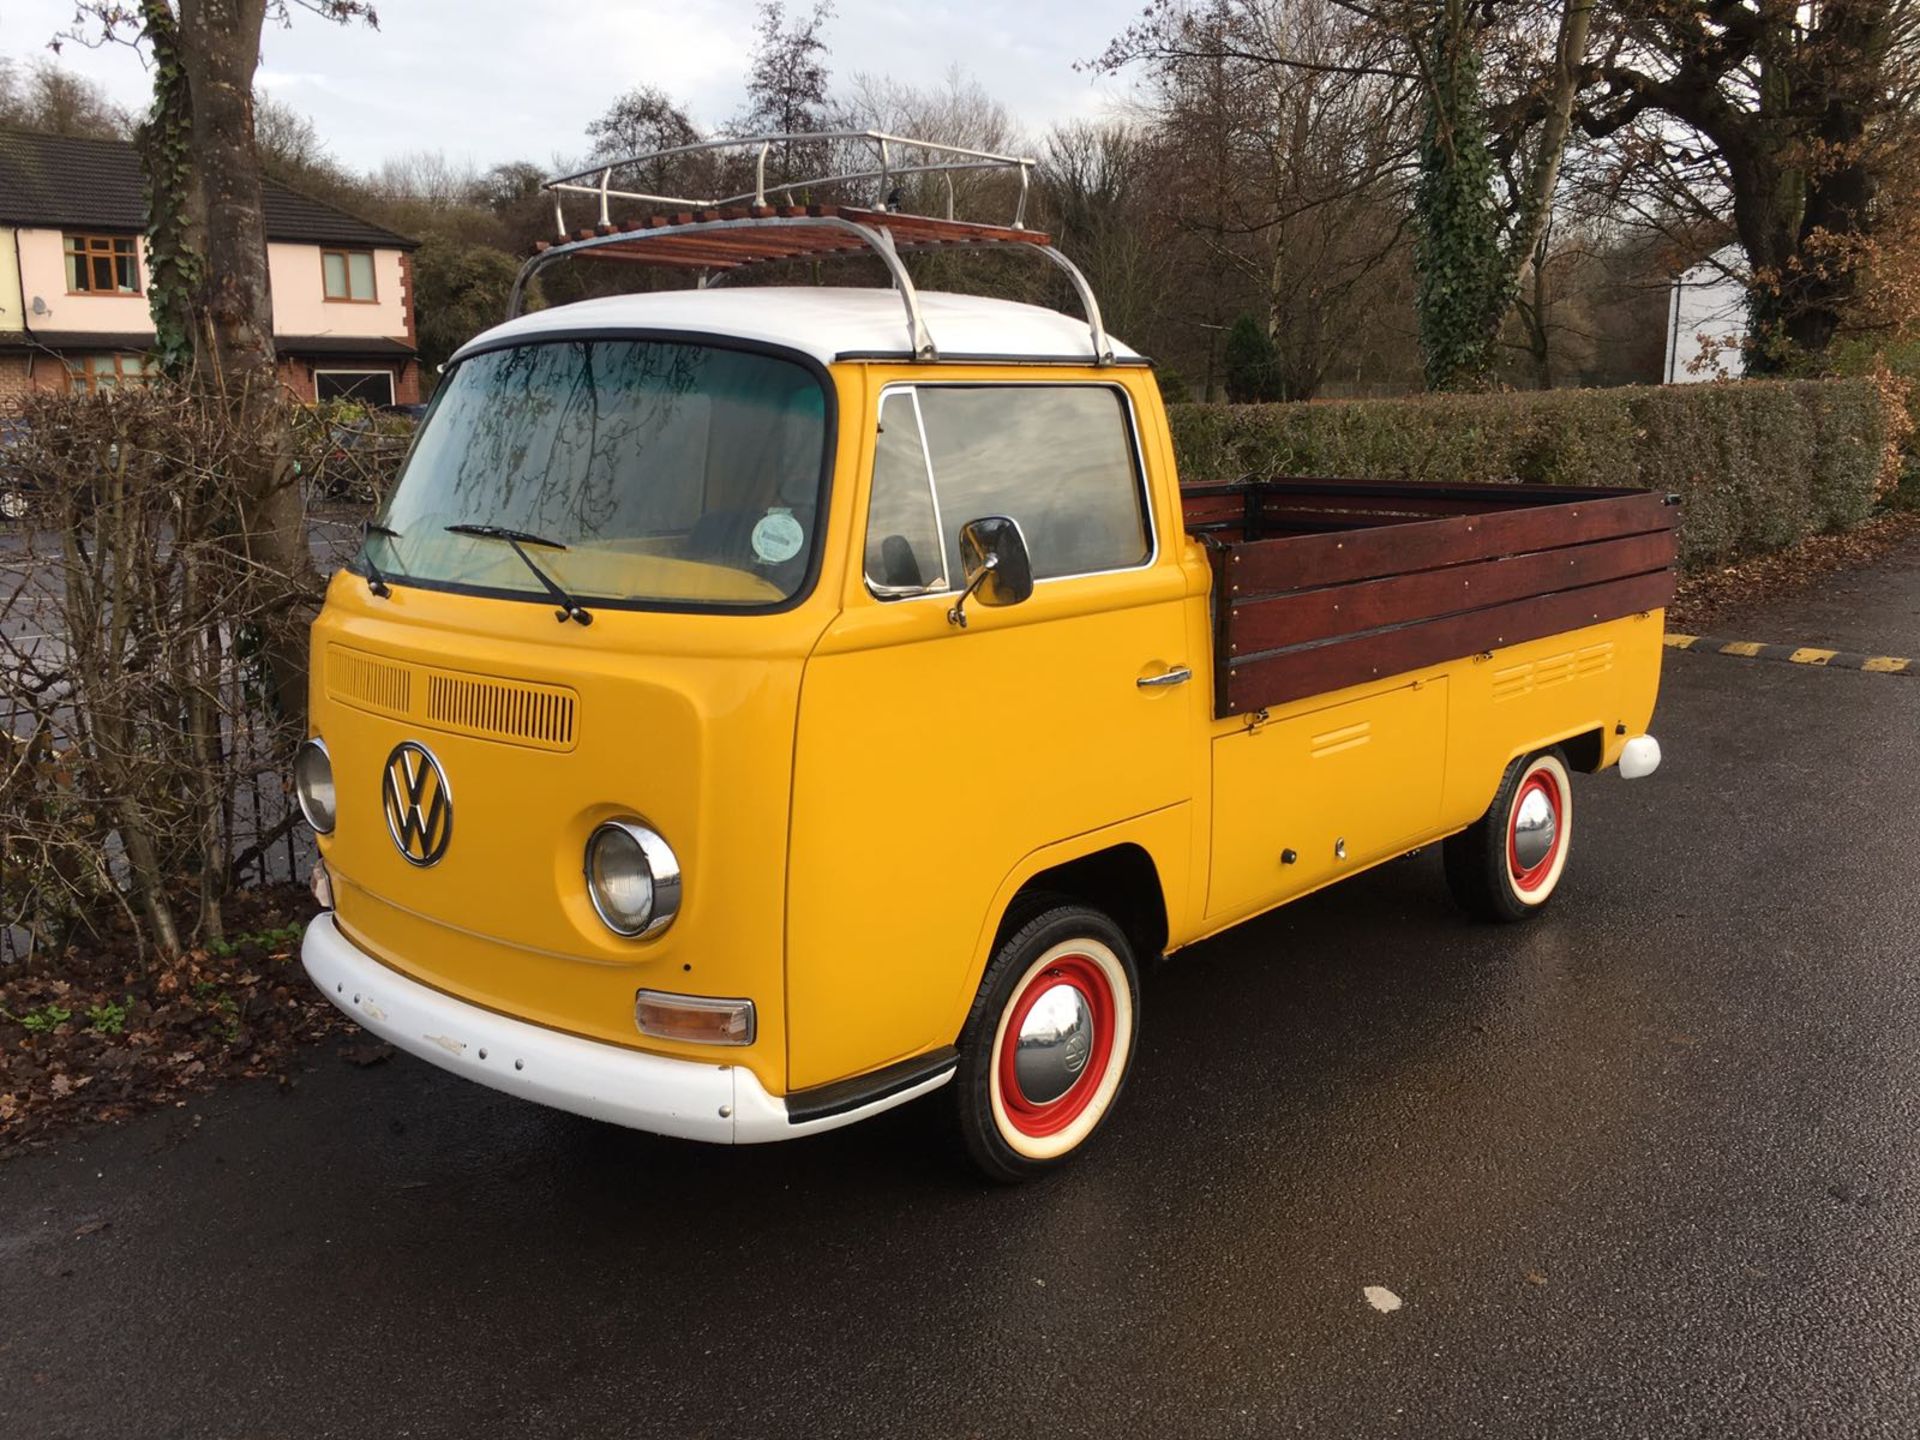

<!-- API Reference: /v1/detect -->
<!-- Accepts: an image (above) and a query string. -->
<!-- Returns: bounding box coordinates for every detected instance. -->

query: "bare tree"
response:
[1038,123,1173,358]
[1098,0,1597,390]
[737,0,836,189]
[1102,0,1418,398]
[1575,0,1915,367]
[586,85,712,200]
[0,55,132,137]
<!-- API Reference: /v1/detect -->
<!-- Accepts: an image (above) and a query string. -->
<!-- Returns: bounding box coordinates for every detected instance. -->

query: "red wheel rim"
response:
[1507,768,1564,893]
[996,952,1117,1139]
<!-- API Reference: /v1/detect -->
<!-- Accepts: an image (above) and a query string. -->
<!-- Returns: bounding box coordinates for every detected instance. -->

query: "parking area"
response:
[2,551,1918,1438]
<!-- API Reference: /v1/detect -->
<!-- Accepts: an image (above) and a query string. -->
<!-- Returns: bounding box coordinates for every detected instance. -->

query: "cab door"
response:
[784,376,1201,1091]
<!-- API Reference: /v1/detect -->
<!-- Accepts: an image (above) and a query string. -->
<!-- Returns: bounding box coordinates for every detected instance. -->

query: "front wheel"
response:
[953,903,1139,1183]
[1444,748,1574,922]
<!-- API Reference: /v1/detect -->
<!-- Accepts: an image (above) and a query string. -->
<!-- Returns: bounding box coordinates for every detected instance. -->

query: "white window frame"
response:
[314,368,396,407]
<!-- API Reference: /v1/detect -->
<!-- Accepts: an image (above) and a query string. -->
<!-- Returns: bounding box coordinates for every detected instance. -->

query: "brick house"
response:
[0,129,420,408]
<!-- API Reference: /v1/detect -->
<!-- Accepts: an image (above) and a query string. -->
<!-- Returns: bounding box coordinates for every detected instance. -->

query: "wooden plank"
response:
[1182,479,1660,536]
[1227,530,1677,655]
[1237,477,1649,504]
[1180,492,1244,527]
[1256,491,1567,520]
[1227,490,1676,598]
[838,208,1052,247]
[1224,569,1675,712]
[1238,508,1435,532]
[549,248,746,270]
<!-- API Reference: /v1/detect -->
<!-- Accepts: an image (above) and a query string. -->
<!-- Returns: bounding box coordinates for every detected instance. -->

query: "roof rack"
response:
[510,132,1113,366]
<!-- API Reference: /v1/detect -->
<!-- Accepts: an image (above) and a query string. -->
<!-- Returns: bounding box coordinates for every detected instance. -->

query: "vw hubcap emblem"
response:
[381,741,452,867]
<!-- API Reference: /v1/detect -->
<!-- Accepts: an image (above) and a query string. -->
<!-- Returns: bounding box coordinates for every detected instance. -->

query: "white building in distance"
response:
[1664,250,1748,383]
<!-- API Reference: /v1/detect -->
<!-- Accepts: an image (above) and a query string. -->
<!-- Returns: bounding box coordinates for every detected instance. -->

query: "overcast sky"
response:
[5,1,1135,174]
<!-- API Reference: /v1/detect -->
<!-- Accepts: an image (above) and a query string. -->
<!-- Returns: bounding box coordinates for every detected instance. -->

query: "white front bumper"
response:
[302,912,947,1144]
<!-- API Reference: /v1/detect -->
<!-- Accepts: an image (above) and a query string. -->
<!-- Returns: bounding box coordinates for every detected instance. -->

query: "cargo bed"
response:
[1181,479,1680,717]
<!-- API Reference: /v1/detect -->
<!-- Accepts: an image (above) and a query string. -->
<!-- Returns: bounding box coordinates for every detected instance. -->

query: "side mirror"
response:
[947,515,1034,629]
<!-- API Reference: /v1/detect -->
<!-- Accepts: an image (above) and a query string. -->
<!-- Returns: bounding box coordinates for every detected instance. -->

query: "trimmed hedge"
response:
[1167,379,1906,571]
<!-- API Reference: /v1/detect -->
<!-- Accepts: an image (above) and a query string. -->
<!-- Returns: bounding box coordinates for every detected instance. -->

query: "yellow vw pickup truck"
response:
[296,151,1670,1180]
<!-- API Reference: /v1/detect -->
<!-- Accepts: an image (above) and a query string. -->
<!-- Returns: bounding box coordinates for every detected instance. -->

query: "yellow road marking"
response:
[1668,634,1913,675]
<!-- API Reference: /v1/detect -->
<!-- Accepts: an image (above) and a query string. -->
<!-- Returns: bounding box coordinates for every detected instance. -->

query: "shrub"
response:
[1168,377,1907,571]
[1,386,313,960]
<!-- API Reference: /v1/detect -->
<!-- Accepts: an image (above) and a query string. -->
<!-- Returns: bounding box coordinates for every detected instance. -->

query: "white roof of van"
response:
[452,286,1142,367]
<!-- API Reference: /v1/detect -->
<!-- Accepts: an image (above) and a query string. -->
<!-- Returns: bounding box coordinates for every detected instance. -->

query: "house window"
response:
[314,369,395,406]
[321,249,378,302]
[65,234,141,294]
[64,353,161,394]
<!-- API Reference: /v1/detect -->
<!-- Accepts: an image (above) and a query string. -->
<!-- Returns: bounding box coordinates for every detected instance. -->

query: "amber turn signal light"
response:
[634,990,755,1046]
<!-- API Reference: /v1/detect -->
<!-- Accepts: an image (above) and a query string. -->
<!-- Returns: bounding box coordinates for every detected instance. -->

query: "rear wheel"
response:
[953,903,1139,1183]
[1444,749,1573,922]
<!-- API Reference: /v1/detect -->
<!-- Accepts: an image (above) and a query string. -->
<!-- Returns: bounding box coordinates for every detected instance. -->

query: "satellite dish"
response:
[30,296,48,315]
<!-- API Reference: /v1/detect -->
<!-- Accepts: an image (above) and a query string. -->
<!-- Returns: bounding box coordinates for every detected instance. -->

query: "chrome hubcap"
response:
[1512,786,1558,871]
[1014,980,1095,1105]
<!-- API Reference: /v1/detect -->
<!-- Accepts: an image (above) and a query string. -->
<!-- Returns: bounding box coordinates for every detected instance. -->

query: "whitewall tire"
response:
[1444,748,1575,922]
[954,903,1140,1182]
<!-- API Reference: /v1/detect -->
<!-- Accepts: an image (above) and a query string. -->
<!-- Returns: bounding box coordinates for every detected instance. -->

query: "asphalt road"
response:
[4,550,1919,1439]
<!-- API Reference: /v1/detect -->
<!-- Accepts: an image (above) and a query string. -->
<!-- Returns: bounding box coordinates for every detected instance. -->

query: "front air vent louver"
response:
[327,646,412,717]
[423,672,577,751]
[324,645,579,751]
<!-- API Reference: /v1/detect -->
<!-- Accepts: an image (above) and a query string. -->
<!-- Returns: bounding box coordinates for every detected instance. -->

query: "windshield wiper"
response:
[357,520,396,598]
[444,523,593,625]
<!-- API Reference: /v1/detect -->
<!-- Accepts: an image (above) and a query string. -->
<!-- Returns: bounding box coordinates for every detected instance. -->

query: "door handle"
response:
[1137,665,1193,689]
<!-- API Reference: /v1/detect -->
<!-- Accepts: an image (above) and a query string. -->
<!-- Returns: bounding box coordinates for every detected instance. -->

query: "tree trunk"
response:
[176,0,316,730]
[1500,0,1593,295]
[138,0,204,377]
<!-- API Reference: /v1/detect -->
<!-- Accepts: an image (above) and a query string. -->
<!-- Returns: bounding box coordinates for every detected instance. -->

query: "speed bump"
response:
[1665,634,1914,675]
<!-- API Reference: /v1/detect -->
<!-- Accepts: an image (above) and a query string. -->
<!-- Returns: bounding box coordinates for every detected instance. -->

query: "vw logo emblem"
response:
[1062,1028,1091,1077]
[381,741,452,867]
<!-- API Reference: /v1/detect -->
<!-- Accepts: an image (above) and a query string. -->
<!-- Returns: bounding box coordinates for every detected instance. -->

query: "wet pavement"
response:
[3,551,1918,1439]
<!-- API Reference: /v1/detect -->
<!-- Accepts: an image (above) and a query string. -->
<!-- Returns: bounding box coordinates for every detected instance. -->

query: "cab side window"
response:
[864,384,1149,598]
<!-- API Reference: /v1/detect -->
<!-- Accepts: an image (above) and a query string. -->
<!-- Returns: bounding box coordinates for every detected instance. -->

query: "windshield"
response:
[360,338,831,610]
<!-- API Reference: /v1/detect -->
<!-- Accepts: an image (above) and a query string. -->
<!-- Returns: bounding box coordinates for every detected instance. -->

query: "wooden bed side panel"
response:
[1222,568,1676,712]
[1223,490,1676,597]
[1179,478,1656,534]
[1227,529,1678,655]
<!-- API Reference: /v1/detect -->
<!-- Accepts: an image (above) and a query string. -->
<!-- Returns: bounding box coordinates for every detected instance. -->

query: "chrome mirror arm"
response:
[947,554,1000,630]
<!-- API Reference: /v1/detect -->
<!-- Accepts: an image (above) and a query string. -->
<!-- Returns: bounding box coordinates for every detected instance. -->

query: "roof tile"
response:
[0,129,417,249]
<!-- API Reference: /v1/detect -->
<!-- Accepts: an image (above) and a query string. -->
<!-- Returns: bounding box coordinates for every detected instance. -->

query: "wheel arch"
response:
[994,842,1170,963]
[945,807,1190,1047]
[1558,726,1606,774]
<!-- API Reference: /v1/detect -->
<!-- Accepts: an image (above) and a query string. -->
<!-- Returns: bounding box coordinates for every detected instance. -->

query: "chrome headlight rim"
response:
[293,737,336,835]
[585,818,682,940]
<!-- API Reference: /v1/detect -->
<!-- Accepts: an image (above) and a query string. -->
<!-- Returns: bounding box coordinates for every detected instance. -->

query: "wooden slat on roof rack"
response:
[531,203,1053,272]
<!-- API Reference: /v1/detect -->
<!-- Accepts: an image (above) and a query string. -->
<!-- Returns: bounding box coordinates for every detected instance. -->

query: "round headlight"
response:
[585,820,681,939]
[293,738,336,834]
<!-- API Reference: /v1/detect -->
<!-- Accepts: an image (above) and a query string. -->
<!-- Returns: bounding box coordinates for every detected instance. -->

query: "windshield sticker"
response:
[752,508,806,565]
